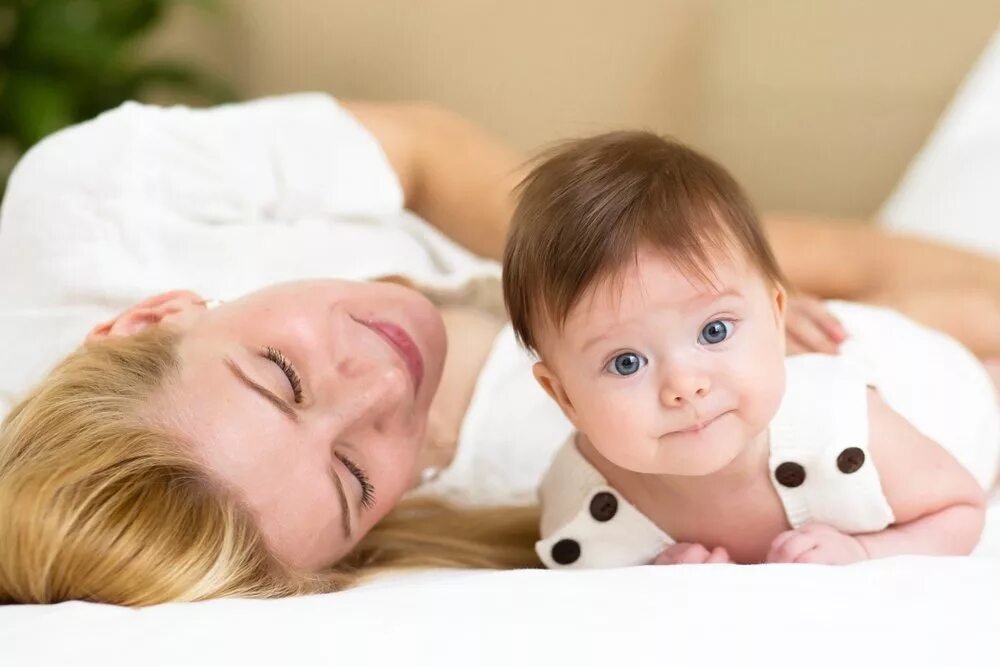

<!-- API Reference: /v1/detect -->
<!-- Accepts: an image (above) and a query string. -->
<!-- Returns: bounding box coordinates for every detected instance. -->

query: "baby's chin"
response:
[607,429,751,476]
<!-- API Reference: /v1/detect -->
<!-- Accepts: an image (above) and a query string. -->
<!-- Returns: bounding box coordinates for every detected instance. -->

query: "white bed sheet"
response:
[1,500,998,666]
[5,25,1000,667]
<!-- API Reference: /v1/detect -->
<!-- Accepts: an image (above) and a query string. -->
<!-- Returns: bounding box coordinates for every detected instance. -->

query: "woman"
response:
[0,94,997,605]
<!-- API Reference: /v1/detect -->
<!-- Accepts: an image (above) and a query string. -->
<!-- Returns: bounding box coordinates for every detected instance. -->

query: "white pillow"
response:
[879,26,1000,256]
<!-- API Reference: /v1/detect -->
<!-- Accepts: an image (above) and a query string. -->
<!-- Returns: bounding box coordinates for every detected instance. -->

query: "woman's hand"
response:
[785,295,846,355]
[653,542,731,565]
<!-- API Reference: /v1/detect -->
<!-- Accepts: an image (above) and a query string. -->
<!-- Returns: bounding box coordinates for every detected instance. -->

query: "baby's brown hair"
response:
[502,131,786,354]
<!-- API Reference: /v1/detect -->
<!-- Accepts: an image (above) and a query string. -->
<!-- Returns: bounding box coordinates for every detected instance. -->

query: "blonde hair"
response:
[0,327,539,606]
[503,131,786,354]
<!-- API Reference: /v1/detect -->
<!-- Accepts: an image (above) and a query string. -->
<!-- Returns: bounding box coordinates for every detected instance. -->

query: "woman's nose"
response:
[331,357,411,428]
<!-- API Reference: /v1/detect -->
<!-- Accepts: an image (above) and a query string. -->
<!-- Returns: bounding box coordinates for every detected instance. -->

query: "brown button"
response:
[837,447,866,474]
[551,539,581,565]
[589,491,618,522]
[774,461,806,488]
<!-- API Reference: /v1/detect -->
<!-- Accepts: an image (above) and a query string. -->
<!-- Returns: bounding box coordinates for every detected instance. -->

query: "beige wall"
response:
[152,1,1000,218]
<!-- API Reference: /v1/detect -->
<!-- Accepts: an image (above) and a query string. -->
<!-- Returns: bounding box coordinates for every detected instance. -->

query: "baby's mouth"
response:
[670,409,732,435]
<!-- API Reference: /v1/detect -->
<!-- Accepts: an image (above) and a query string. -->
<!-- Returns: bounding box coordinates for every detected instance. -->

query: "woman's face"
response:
[150,280,447,570]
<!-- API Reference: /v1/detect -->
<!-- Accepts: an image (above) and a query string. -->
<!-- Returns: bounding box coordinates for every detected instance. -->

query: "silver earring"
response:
[420,466,442,485]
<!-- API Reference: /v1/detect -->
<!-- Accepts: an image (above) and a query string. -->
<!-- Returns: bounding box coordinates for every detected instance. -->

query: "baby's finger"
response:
[653,549,678,565]
[674,543,712,564]
[778,535,818,563]
[653,543,695,565]
[767,532,816,563]
[706,546,731,564]
[794,549,826,565]
[766,529,798,561]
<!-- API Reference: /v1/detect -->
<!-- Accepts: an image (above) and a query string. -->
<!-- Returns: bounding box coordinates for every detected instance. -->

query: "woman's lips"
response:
[363,320,425,392]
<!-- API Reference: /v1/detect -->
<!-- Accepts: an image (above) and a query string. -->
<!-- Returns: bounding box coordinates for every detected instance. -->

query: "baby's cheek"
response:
[582,401,654,461]
[738,376,784,432]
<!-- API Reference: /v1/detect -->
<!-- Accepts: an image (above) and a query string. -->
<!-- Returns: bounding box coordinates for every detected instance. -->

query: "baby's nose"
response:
[659,370,711,406]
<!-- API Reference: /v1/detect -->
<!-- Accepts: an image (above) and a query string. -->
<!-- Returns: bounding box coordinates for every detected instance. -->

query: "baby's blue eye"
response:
[606,352,647,376]
[698,320,734,345]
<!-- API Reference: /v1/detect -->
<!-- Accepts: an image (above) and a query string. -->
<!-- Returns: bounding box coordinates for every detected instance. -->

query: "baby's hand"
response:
[785,295,846,355]
[654,543,731,565]
[766,523,869,564]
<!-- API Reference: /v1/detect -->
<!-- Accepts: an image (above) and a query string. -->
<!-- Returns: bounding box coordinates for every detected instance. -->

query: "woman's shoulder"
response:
[1,94,403,233]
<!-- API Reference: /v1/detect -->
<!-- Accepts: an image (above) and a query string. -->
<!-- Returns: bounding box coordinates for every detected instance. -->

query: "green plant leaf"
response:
[130,60,236,102]
[0,0,241,198]
[0,71,76,149]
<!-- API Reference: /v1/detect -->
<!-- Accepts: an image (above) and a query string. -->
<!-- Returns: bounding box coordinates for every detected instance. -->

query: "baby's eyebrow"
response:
[581,330,611,353]
[579,287,744,351]
[685,286,743,307]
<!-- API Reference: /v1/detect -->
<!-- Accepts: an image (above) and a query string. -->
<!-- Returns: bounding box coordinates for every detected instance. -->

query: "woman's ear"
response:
[87,290,206,342]
[533,361,579,427]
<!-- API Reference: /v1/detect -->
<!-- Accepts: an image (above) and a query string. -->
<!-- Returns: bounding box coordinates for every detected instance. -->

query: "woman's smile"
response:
[359,318,425,392]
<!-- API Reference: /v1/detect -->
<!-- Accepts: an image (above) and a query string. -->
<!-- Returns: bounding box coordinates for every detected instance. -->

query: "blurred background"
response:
[3,0,1000,219]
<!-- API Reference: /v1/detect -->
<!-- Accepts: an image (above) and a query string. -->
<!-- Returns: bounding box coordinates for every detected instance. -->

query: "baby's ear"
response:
[772,283,787,325]
[533,361,579,426]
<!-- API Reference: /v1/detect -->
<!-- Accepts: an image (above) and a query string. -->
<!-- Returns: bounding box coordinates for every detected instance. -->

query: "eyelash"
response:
[263,346,304,403]
[336,453,376,510]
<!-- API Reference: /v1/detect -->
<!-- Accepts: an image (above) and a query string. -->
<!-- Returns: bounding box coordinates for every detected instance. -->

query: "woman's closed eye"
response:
[263,346,304,403]
[336,452,376,510]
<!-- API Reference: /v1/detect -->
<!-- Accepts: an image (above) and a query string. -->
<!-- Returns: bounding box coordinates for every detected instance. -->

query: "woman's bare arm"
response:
[345,102,1000,290]
[343,101,525,261]
[768,214,1000,357]
[766,214,1000,298]
[345,102,1000,354]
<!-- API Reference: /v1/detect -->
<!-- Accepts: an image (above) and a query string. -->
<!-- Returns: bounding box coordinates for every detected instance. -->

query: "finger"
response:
[787,317,839,354]
[653,543,693,565]
[794,549,825,565]
[785,336,808,356]
[800,299,847,342]
[768,533,816,563]
[653,549,678,565]
[766,530,799,562]
[675,544,712,564]
[706,546,731,564]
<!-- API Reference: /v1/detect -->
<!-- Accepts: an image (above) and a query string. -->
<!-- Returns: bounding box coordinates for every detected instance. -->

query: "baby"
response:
[502,132,1000,568]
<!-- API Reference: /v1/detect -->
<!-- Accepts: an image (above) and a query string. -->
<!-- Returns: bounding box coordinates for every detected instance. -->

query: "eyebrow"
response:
[223,358,351,540]
[580,287,744,352]
[224,357,299,422]
[328,463,353,538]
